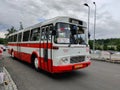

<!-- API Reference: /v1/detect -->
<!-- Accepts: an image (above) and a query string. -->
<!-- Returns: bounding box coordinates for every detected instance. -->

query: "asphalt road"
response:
[0,51,120,90]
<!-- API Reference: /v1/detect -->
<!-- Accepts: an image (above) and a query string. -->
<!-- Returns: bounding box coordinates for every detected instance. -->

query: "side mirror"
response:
[52,30,56,35]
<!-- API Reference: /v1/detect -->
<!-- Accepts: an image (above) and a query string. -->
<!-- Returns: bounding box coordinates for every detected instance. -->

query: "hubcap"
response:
[34,58,39,69]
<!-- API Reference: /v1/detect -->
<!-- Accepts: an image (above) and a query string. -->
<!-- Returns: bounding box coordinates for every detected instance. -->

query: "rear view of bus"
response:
[51,17,91,73]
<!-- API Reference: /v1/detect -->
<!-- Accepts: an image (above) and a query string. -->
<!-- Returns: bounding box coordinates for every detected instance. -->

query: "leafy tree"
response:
[5,26,17,38]
[108,47,115,51]
[0,38,4,44]
[103,44,108,50]
[89,40,93,49]
[0,38,7,45]
[117,44,120,51]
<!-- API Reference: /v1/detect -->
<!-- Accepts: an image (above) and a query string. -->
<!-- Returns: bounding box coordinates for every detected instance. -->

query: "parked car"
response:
[0,44,6,51]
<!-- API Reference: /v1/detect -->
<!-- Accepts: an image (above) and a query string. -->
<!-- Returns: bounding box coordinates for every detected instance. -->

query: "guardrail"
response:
[91,52,120,64]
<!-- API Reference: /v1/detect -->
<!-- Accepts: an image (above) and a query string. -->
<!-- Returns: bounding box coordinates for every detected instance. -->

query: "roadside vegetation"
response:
[0,22,23,45]
[89,39,120,51]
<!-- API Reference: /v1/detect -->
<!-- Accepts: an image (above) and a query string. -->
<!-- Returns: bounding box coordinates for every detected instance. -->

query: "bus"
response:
[7,16,91,73]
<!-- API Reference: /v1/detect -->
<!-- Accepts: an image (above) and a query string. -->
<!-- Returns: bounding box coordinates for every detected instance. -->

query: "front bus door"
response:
[41,25,53,72]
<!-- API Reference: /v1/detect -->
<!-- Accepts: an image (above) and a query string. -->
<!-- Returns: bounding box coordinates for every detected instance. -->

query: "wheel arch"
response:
[31,51,39,65]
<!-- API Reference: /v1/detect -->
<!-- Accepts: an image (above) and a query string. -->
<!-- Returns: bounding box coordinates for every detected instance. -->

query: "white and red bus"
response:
[7,16,91,73]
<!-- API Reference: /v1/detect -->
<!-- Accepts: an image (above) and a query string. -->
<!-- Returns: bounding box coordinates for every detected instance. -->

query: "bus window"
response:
[55,22,86,44]
[56,23,71,44]
[18,33,22,42]
[46,27,49,40]
[41,28,45,40]
[49,25,53,40]
[30,28,40,41]
[13,34,17,42]
[8,36,12,42]
[11,36,14,42]
[23,30,30,41]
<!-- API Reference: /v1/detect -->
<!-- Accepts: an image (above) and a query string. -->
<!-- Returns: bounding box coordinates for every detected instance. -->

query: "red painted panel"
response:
[8,43,52,49]
[52,61,91,73]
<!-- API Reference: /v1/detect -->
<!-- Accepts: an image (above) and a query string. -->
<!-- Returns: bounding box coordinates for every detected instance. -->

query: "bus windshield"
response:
[55,22,86,44]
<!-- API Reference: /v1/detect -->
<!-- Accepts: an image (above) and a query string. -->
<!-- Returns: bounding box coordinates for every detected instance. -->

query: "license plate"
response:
[74,64,83,69]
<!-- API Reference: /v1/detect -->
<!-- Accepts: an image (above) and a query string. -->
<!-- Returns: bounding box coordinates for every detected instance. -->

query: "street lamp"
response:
[93,2,96,54]
[84,3,90,40]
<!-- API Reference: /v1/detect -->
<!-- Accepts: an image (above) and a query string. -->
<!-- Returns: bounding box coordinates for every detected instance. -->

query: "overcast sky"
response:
[0,0,120,39]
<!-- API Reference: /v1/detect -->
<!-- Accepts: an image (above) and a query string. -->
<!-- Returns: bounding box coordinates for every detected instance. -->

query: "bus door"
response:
[41,26,52,72]
[17,32,22,59]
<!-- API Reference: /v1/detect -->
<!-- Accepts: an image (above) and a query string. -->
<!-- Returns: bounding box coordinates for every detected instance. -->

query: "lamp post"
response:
[84,3,90,40]
[93,2,96,54]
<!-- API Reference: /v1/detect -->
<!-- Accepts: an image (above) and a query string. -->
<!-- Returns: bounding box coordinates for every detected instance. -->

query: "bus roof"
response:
[8,16,86,37]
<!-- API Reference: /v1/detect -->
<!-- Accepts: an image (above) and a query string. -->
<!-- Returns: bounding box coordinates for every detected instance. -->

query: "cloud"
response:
[0,31,7,38]
[90,10,120,39]
[0,0,120,39]
[0,0,89,29]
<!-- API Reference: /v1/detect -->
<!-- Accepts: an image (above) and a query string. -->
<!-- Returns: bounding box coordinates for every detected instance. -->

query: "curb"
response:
[3,67,18,90]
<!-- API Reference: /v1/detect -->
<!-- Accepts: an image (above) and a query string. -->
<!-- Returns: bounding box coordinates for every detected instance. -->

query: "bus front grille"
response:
[70,56,85,63]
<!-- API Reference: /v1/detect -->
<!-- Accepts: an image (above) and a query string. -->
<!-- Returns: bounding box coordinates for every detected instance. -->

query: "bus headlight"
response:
[61,57,68,63]
[59,57,69,65]
[86,56,90,61]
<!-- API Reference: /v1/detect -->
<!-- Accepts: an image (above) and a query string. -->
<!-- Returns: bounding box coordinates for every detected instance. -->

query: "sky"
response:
[0,0,120,39]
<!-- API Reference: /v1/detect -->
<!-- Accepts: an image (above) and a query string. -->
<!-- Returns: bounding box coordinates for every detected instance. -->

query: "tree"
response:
[5,26,17,38]
[0,38,7,45]
[89,40,93,49]
[103,44,108,50]
[0,38,4,44]
[117,44,120,51]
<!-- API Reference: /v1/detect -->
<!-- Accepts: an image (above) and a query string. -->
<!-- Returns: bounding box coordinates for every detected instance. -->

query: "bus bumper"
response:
[52,61,91,73]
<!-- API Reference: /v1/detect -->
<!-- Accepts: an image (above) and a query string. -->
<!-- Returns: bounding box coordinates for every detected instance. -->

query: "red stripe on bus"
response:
[8,43,53,49]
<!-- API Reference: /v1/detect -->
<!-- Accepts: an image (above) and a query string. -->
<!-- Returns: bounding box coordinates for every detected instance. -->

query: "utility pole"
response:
[84,3,90,40]
[93,2,96,54]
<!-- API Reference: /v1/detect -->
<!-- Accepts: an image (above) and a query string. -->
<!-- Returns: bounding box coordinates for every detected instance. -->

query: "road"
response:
[0,52,120,90]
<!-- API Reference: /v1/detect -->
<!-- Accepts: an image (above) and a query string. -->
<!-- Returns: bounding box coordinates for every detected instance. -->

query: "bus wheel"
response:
[34,57,39,70]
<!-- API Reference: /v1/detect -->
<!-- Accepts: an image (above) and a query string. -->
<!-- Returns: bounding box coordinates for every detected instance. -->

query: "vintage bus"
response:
[7,16,91,73]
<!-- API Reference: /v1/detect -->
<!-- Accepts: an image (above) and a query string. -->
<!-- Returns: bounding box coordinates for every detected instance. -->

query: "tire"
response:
[34,57,39,70]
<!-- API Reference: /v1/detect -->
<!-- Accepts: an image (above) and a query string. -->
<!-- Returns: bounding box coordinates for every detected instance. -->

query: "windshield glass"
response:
[55,23,86,44]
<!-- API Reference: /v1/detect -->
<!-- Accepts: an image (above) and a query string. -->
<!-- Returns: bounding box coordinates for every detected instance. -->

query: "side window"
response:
[11,36,14,42]
[18,33,22,42]
[30,28,40,41]
[41,25,53,41]
[49,25,53,40]
[46,27,49,40]
[41,28,45,40]
[8,36,12,42]
[23,30,30,41]
[13,34,17,42]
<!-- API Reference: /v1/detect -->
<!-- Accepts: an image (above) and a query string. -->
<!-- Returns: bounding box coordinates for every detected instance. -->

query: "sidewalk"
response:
[0,67,4,90]
[0,67,18,90]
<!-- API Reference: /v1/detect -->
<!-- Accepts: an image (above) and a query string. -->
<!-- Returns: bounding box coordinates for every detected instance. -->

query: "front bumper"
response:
[52,61,91,73]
